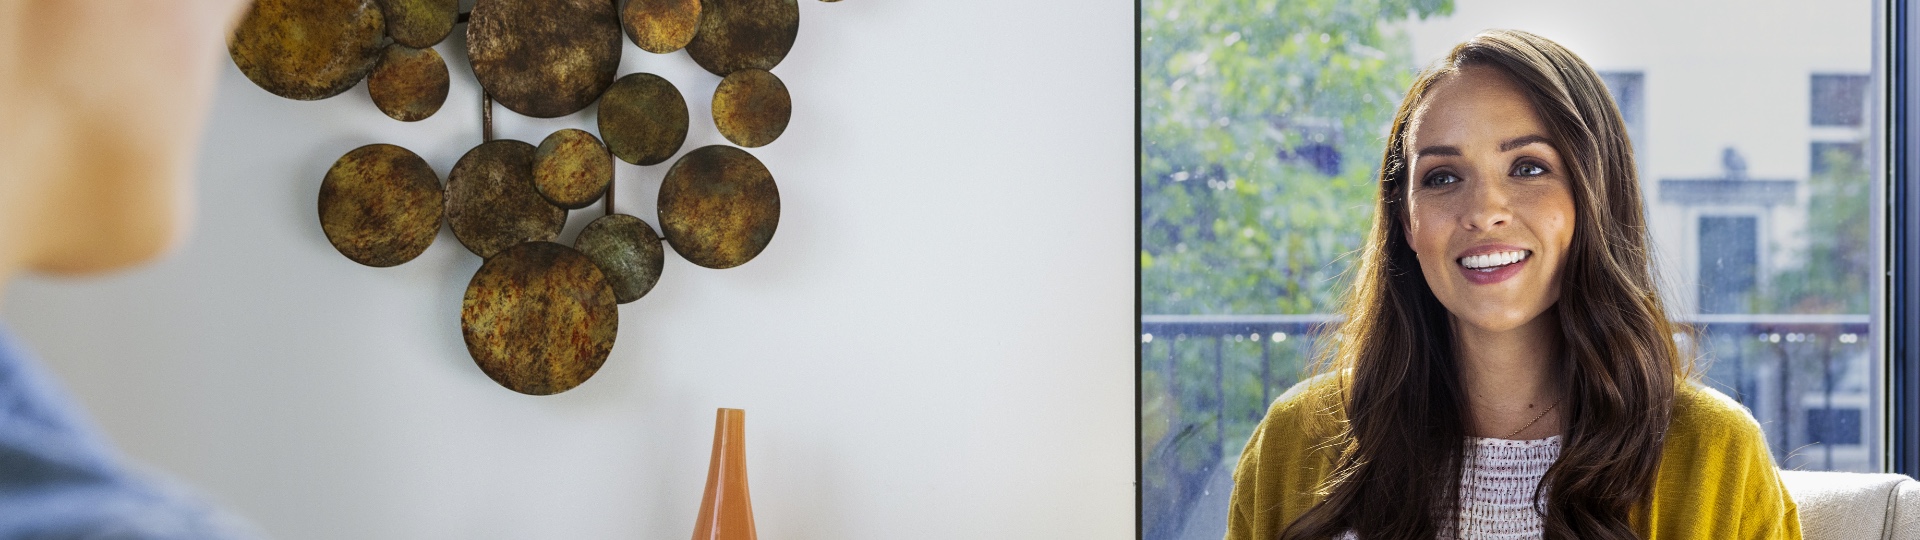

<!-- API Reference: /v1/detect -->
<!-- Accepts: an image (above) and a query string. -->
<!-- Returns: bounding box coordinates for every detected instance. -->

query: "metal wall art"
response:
[230,0,833,395]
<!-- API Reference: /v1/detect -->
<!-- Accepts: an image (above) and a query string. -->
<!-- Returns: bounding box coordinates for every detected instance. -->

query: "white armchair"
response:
[1780,470,1920,540]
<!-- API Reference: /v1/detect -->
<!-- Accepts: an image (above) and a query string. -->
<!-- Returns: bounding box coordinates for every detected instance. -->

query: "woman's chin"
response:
[1449,304,1554,335]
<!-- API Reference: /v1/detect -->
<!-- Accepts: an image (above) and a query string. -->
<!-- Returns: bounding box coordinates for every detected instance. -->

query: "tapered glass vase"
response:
[693,408,756,540]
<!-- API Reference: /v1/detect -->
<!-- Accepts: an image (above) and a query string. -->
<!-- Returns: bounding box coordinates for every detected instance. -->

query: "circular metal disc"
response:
[368,44,450,122]
[623,0,702,54]
[446,140,568,258]
[686,0,799,76]
[658,146,780,269]
[712,69,791,148]
[378,0,457,48]
[228,0,385,100]
[533,129,613,209]
[461,241,618,395]
[318,144,443,267]
[468,0,623,118]
[576,214,665,304]
[598,73,689,166]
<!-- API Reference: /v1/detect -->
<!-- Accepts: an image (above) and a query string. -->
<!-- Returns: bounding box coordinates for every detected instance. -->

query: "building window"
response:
[1811,73,1870,127]
[1698,215,1759,314]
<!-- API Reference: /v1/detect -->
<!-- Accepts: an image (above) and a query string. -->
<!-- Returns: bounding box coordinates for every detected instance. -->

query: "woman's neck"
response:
[1453,308,1566,439]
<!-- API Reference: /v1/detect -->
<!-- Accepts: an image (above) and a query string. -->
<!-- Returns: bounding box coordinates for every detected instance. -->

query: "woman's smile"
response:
[1456,245,1532,285]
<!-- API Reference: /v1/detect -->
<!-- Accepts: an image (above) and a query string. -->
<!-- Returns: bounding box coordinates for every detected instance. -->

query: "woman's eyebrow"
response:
[1413,135,1551,158]
[1499,134,1552,152]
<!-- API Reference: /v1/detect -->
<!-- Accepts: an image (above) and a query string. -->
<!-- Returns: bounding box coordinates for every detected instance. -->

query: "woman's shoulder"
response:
[1269,371,1346,419]
[1665,381,1768,449]
[1641,381,1802,538]
[1226,371,1347,540]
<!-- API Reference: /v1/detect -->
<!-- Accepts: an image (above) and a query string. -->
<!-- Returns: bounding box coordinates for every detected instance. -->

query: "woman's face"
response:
[1403,65,1577,334]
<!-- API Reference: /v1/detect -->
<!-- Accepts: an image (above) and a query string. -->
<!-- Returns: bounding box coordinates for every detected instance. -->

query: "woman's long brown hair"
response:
[1279,30,1685,540]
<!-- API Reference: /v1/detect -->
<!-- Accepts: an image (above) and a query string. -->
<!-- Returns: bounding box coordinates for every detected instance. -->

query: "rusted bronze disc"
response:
[685,0,799,76]
[712,69,791,148]
[461,241,618,395]
[575,214,665,304]
[228,0,385,100]
[318,144,443,267]
[446,140,568,258]
[623,0,702,54]
[658,146,780,269]
[368,44,450,122]
[533,129,613,209]
[598,73,690,166]
[378,0,457,48]
[467,0,623,118]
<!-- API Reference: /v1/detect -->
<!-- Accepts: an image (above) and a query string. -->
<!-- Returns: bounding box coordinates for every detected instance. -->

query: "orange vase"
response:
[693,408,757,540]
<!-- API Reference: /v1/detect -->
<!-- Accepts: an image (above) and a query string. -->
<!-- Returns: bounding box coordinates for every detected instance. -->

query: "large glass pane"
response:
[1139,2,1885,539]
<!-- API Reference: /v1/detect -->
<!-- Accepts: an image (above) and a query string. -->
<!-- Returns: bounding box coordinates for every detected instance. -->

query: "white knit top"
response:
[1337,435,1562,540]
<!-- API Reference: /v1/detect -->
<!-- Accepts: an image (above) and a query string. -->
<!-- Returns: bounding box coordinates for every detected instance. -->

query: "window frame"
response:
[1887,0,1918,478]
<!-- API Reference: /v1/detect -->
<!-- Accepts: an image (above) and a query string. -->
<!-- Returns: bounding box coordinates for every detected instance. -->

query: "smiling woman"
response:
[1223,30,1801,540]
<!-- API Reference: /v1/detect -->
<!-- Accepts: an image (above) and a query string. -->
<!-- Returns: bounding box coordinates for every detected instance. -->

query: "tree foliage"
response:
[1139,1,1452,538]
[1140,0,1452,316]
[1764,147,1871,314]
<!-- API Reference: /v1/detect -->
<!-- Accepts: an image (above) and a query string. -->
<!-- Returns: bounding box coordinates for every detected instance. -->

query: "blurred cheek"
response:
[18,0,233,273]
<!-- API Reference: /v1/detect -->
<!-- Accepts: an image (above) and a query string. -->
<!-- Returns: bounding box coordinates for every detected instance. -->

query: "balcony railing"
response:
[1139,313,1875,540]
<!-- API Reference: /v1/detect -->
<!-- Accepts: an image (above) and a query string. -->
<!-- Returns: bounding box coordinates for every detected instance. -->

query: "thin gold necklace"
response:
[1458,393,1565,538]
[1502,394,1564,439]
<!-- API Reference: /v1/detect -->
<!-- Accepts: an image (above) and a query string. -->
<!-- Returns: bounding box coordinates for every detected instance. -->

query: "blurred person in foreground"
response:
[0,0,261,537]
[1225,30,1800,539]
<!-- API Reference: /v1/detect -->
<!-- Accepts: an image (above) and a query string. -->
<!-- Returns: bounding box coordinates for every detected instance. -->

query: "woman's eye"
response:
[1423,171,1460,186]
[1512,161,1547,177]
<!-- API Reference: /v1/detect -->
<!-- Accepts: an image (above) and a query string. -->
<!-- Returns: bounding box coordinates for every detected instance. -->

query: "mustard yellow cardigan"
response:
[1224,376,1801,539]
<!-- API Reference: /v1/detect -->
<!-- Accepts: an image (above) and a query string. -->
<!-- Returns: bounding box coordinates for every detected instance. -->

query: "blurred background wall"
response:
[0,0,1134,537]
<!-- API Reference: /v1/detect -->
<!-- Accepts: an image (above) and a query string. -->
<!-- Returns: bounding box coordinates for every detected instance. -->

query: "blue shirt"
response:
[0,323,257,538]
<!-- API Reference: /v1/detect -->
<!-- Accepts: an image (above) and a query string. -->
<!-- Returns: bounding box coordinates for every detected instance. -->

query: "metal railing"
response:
[1139,313,1875,540]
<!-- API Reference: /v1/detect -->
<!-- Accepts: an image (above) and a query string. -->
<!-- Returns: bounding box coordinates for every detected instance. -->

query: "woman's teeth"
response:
[1459,250,1529,271]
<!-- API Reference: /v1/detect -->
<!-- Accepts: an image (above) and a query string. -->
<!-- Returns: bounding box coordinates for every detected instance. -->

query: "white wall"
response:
[0,1,1134,538]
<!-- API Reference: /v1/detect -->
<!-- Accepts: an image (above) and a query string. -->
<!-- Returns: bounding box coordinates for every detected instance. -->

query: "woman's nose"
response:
[1460,175,1513,231]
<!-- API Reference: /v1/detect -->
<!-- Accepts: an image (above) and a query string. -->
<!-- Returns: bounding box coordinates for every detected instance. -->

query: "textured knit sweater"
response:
[1225,375,1802,539]
[1333,436,1563,540]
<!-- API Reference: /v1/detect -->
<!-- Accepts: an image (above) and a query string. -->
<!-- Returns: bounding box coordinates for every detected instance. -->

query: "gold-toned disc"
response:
[686,0,799,76]
[368,44,450,122]
[318,144,443,267]
[712,69,791,148]
[598,73,690,166]
[378,0,457,48]
[658,146,780,269]
[446,140,568,258]
[461,241,618,395]
[228,0,386,100]
[622,0,702,54]
[533,129,613,209]
[575,214,665,304]
[467,0,623,118]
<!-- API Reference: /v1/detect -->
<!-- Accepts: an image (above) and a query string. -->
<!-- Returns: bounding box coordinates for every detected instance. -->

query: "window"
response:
[1698,215,1758,314]
[1812,73,1871,127]
[1141,1,1887,538]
